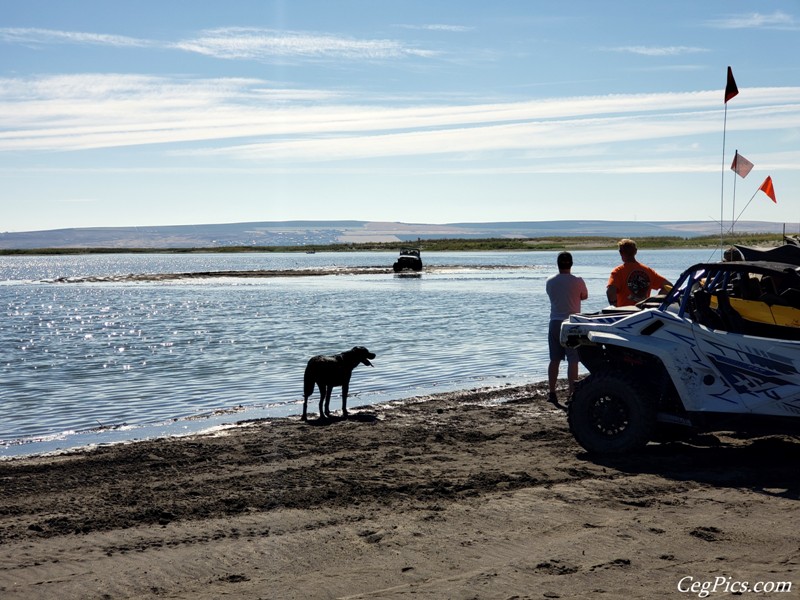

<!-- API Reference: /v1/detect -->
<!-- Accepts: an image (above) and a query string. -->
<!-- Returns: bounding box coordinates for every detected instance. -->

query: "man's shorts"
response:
[549,319,578,363]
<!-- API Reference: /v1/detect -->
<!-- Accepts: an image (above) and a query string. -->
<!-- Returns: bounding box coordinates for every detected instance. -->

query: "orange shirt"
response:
[608,261,669,306]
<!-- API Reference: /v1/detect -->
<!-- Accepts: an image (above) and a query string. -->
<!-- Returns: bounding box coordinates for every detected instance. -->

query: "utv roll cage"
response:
[662,261,800,339]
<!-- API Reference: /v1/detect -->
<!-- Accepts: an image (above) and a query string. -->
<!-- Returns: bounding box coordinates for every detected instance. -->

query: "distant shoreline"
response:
[0,233,784,256]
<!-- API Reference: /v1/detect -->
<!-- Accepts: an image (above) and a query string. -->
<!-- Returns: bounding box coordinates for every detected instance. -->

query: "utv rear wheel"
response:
[568,372,656,454]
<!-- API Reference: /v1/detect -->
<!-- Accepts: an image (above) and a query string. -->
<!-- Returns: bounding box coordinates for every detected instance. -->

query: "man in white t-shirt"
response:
[545,252,588,405]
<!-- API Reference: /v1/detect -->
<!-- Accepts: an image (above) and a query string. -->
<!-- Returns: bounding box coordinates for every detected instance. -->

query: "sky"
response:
[1,1,799,233]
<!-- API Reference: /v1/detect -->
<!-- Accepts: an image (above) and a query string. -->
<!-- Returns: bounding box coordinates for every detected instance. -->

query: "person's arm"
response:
[606,269,618,306]
[654,270,672,294]
[580,279,588,301]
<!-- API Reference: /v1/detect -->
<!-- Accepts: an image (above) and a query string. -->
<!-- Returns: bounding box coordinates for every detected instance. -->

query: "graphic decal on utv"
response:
[707,353,796,398]
[699,336,799,399]
[703,339,798,377]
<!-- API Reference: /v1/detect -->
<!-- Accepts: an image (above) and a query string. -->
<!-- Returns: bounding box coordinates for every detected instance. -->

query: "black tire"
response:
[568,372,656,454]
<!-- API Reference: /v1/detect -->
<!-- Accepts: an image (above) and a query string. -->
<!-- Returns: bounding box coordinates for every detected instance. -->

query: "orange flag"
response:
[725,66,739,103]
[759,176,777,203]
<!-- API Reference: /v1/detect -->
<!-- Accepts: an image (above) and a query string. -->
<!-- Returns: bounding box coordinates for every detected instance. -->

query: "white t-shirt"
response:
[546,272,588,321]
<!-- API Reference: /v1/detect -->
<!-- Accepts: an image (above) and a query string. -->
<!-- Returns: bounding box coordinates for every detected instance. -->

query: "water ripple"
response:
[1,249,704,450]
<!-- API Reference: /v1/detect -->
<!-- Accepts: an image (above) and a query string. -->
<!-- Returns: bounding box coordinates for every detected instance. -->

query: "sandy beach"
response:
[1,381,798,599]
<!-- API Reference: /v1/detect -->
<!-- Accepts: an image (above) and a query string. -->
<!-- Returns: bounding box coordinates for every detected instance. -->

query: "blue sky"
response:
[2,1,799,232]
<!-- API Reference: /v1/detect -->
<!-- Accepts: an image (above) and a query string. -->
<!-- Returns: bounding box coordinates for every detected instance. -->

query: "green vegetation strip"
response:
[0,233,786,256]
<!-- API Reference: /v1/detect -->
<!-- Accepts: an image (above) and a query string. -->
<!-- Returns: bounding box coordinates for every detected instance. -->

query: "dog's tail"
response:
[303,363,315,398]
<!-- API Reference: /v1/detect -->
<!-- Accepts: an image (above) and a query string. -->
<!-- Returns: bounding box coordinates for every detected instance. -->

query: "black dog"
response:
[302,346,376,420]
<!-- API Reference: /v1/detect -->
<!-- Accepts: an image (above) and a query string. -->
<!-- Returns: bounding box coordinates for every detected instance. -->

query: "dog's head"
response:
[350,346,376,367]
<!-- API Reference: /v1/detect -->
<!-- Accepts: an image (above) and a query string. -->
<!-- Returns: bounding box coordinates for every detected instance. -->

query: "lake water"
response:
[0,248,714,458]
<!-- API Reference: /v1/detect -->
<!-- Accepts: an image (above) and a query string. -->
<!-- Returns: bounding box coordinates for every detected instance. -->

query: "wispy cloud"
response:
[2,73,799,172]
[0,26,436,61]
[605,45,708,57]
[173,27,435,60]
[396,24,475,32]
[195,102,800,164]
[0,74,348,150]
[0,27,153,48]
[707,11,799,29]
[630,65,706,73]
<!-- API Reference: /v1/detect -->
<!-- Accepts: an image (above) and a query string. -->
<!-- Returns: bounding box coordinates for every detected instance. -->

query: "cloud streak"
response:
[0,27,153,48]
[173,27,436,60]
[707,11,799,30]
[0,26,436,61]
[2,73,800,177]
[197,103,800,163]
[606,45,708,56]
[396,24,475,32]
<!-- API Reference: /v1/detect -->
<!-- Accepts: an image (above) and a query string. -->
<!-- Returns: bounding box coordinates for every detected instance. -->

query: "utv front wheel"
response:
[568,373,656,454]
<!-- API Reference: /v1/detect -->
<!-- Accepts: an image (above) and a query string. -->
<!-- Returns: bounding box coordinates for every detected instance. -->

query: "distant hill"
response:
[0,220,794,250]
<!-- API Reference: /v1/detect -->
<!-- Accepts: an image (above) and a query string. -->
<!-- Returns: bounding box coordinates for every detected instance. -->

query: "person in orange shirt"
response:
[606,239,672,307]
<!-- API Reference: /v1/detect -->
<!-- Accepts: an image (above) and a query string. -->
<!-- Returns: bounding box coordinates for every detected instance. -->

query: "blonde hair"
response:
[618,238,637,258]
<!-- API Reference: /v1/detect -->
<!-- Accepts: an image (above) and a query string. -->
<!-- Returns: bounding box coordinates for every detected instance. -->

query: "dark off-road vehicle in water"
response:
[393,249,423,273]
[560,257,800,454]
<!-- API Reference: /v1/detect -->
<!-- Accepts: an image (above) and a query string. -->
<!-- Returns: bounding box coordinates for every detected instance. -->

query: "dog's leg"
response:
[323,386,334,418]
[341,382,350,418]
[318,384,327,420]
[302,366,315,421]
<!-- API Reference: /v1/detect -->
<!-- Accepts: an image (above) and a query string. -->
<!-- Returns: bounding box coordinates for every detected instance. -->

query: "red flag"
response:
[730,151,754,178]
[759,176,777,203]
[725,66,739,103]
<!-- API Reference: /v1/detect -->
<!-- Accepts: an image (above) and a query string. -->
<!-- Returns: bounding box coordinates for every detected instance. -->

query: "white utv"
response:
[560,259,800,454]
